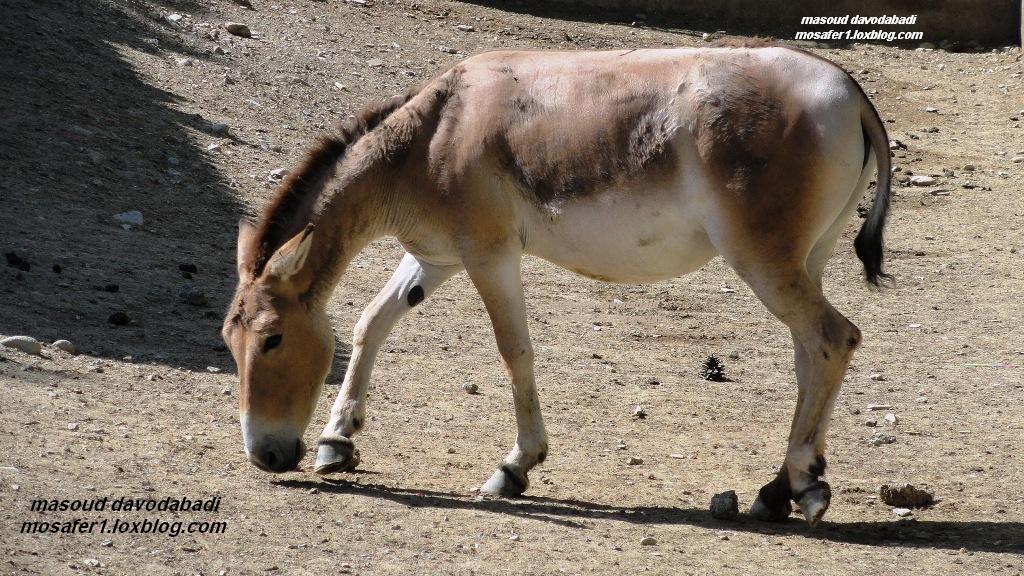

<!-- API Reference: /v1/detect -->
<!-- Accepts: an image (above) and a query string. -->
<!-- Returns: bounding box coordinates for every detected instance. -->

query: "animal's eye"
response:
[262,334,283,353]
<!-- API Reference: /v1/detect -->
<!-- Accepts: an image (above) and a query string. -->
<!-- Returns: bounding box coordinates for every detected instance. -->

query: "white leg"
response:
[314,252,461,474]
[463,251,548,497]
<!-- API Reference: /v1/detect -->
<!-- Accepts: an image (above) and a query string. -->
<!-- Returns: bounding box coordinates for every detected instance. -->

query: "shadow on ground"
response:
[276,478,1024,554]
[0,0,241,370]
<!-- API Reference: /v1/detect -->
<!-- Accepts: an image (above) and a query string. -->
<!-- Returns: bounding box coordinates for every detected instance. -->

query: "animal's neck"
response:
[302,165,405,306]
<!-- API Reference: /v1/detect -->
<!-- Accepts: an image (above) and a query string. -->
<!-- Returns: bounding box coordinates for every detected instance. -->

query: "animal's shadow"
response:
[274,477,1023,554]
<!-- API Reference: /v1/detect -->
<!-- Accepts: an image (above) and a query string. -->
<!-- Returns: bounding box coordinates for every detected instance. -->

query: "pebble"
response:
[108,311,132,326]
[68,423,80,431]
[866,403,892,411]
[910,175,937,186]
[52,340,76,355]
[880,483,934,508]
[868,432,896,446]
[438,45,458,54]
[1,336,42,355]
[221,388,231,396]
[1012,156,1024,163]
[113,210,144,226]
[627,456,643,465]
[462,382,478,394]
[456,24,475,32]
[925,107,938,113]
[366,58,384,68]
[869,373,885,381]
[709,490,739,520]
[166,13,183,23]
[884,413,899,425]
[268,168,289,182]
[640,536,657,546]
[210,123,230,136]
[633,405,647,419]
[962,164,976,171]
[224,22,251,38]
[179,284,208,307]
[892,507,913,517]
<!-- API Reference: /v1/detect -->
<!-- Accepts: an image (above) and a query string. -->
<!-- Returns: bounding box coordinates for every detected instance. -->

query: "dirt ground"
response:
[1,0,1023,574]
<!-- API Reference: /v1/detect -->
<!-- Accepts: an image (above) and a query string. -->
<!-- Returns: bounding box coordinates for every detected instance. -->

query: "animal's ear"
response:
[266,224,316,282]
[236,218,258,277]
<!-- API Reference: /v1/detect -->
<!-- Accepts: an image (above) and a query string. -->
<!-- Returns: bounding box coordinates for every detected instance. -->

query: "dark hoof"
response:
[795,481,832,528]
[313,437,361,475]
[480,465,528,497]
[749,493,793,522]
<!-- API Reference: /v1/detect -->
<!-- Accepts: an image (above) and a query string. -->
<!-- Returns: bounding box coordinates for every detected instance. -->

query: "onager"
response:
[223,44,892,527]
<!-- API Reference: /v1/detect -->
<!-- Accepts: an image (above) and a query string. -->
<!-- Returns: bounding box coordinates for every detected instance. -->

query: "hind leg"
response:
[315,252,461,473]
[737,260,860,526]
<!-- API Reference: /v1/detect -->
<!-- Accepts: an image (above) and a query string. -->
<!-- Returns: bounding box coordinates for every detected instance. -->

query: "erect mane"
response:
[249,87,420,276]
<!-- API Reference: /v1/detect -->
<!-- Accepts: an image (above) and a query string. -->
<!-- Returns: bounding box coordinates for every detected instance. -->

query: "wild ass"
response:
[223,43,891,527]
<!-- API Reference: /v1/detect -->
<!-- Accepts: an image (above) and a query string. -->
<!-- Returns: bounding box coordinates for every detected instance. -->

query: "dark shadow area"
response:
[460,0,1021,51]
[275,478,1024,554]
[0,0,241,370]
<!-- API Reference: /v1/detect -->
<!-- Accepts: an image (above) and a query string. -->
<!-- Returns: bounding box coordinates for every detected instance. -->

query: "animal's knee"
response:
[818,311,860,360]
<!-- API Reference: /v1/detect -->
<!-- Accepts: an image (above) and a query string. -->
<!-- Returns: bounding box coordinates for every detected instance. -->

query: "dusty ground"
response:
[1,0,1023,574]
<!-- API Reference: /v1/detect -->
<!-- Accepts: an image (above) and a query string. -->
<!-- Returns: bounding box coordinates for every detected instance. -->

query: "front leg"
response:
[464,250,548,497]
[315,252,461,473]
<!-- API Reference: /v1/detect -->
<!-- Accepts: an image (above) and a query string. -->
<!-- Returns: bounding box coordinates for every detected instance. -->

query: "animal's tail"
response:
[853,92,893,286]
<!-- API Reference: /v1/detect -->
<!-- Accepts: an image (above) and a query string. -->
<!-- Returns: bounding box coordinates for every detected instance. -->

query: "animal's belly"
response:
[525,191,717,283]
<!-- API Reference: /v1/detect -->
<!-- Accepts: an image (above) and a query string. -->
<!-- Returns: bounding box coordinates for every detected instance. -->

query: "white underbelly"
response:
[524,186,717,283]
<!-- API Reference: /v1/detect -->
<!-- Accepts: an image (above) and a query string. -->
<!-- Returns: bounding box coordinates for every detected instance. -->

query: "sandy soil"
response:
[1,0,1022,574]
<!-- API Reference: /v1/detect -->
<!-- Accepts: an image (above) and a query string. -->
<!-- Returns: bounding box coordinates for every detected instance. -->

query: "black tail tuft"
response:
[854,91,894,287]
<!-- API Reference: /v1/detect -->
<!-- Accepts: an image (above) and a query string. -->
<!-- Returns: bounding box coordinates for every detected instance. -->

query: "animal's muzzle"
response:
[248,437,306,473]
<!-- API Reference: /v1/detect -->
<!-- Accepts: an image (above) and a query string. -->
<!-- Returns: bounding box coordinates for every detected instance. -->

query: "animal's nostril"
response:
[264,449,278,470]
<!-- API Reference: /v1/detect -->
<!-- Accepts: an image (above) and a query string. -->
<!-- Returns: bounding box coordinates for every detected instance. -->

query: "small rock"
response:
[224,22,251,38]
[509,533,520,541]
[462,382,478,394]
[1012,156,1024,163]
[456,24,475,32]
[884,413,899,425]
[925,107,938,113]
[366,58,384,68]
[166,13,183,23]
[633,405,647,419]
[68,423,80,431]
[52,340,76,355]
[866,403,892,411]
[175,57,193,67]
[640,536,657,546]
[709,490,739,520]
[113,210,144,226]
[868,432,896,446]
[616,439,627,450]
[210,123,230,137]
[880,483,934,508]
[892,507,913,517]
[963,164,976,171]
[438,45,458,54]
[100,539,112,547]
[179,284,208,306]
[83,559,100,568]
[108,311,132,326]
[627,456,643,465]
[221,388,231,396]
[206,366,221,373]
[268,168,289,182]
[1,336,42,355]
[869,373,885,381]
[4,252,30,272]
[910,175,937,186]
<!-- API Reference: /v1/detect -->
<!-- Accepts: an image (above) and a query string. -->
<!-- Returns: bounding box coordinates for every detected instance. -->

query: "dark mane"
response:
[249,87,420,276]
[709,36,778,48]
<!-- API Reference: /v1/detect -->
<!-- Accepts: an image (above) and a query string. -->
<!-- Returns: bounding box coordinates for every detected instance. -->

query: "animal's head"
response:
[222,221,334,472]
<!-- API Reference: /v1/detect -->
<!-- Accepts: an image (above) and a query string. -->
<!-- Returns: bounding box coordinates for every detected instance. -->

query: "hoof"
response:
[749,493,793,522]
[795,481,832,528]
[480,465,528,497]
[313,437,361,475]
